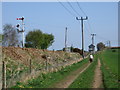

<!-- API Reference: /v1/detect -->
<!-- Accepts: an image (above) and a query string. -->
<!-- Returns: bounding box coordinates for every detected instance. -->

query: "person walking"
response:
[89,54,93,63]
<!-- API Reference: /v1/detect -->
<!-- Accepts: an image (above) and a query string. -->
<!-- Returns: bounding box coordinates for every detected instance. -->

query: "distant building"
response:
[65,47,71,52]
[88,44,95,53]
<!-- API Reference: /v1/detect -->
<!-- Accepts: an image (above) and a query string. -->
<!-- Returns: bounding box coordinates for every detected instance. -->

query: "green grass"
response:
[99,49,119,88]
[11,58,89,88]
[100,49,118,74]
[69,54,98,88]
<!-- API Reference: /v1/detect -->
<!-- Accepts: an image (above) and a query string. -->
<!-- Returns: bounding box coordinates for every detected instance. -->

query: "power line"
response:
[76,0,87,16]
[67,0,81,17]
[87,20,93,33]
[96,34,109,40]
[84,23,92,35]
[76,1,94,34]
[76,1,93,34]
[57,0,76,17]
[96,34,119,43]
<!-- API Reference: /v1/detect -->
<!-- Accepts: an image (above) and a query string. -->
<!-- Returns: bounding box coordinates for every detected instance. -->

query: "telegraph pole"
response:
[106,41,110,47]
[76,17,88,58]
[109,41,111,47]
[107,40,111,47]
[91,34,96,45]
[91,34,96,54]
[65,27,67,52]
[106,41,108,47]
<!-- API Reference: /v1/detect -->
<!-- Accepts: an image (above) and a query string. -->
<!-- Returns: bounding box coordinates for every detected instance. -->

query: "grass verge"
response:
[99,49,119,88]
[11,58,89,88]
[101,60,119,88]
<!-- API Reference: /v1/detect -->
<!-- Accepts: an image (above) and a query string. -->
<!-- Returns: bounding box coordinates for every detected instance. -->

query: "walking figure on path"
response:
[89,54,93,63]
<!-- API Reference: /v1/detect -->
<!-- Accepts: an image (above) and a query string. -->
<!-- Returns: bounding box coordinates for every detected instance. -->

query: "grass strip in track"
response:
[11,58,88,88]
[69,54,98,88]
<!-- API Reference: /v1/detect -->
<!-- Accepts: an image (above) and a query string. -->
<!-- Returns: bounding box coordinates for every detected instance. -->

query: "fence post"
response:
[46,56,48,71]
[2,61,6,89]
[29,59,31,73]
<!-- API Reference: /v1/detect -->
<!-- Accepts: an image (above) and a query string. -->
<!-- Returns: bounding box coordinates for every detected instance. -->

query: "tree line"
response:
[1,24,105,51]
[2,24,54,49]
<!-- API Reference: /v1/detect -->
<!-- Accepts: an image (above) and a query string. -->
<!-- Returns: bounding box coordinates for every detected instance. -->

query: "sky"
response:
[1,1,118,51]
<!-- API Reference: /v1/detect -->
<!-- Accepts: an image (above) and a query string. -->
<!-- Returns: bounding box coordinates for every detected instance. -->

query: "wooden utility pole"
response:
[2,61,6,89]
[106,41,110,47]
[91,34,96,54]
[65,27,67,52]
[76,17,88,58]
[91,34,96,45]
[109,41,111,47]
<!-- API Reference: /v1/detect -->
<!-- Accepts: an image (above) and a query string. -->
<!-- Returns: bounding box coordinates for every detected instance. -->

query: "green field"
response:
[99,49,119,88]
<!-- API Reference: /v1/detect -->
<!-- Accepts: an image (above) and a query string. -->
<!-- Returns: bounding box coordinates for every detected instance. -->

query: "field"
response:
[99,48,119,88]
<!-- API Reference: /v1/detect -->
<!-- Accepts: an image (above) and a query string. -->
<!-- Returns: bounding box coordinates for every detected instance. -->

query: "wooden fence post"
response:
[2,61,6,89]
[46,58,48,71]
[29,59,31,73]
[46,56,48,71]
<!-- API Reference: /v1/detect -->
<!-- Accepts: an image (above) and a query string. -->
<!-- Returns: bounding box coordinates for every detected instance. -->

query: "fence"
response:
[1,52,89,88]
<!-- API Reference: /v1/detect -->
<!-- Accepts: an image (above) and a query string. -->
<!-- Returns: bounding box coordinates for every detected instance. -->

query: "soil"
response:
[50,63,91,88]
[2,46,83,88]
[92,59,103,88]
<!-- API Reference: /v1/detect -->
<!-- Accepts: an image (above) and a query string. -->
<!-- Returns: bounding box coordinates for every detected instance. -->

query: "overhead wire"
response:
[96,34,118,42]
[84,23,92,35]
[58,0,93,35]
[76,0,94,34]
[57,0,76,17]
[58,0,118,46]
[76,0,87,16]
[66,0,82,17]
[66,0,91,36]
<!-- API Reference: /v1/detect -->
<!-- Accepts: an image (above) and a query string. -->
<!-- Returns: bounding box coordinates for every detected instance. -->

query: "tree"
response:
[25,29,54,49]
[41,33,54,49]
[97,42,105,51]
[0,34,2,42]
[25,30,43,48]
[0,34,3,46]
[2,24,19,46]
[73,48,82,55]
[70,46,74,52]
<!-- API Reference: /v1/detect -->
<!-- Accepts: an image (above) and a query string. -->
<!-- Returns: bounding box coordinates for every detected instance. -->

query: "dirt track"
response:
[92,59,103,88]
[50,62,91,88]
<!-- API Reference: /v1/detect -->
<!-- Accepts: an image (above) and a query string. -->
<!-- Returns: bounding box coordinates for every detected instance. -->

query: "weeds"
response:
[11,58,88,88]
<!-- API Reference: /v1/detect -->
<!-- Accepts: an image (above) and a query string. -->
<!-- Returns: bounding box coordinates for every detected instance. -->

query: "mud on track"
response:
[92,59,103,88]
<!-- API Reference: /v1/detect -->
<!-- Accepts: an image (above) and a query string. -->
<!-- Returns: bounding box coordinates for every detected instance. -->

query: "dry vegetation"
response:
[2,46,82,87]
